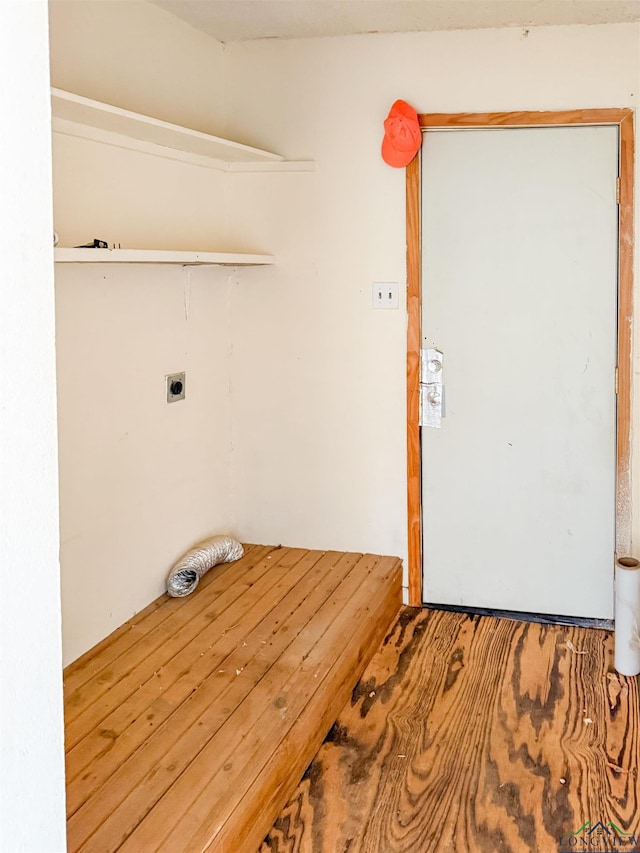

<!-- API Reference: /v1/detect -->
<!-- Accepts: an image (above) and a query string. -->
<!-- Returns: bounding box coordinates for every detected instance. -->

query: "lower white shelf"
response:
[54,248,274,266]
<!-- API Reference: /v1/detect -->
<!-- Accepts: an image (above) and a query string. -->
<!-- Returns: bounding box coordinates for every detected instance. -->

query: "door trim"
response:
[406,108,635,606]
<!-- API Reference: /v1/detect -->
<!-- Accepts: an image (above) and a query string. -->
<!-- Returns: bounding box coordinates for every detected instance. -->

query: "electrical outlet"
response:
[372,282,399,309]
[166,372,186,403]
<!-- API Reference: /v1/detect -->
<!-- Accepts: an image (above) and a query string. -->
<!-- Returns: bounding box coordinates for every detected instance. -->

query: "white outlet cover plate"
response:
[372,282,399,309]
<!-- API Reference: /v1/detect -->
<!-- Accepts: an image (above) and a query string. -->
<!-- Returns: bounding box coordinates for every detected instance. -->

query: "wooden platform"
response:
[264,607,640,852]
[63,544,402,852]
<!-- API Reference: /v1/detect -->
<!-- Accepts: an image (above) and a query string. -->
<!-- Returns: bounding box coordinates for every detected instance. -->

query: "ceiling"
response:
[151,0,640,43]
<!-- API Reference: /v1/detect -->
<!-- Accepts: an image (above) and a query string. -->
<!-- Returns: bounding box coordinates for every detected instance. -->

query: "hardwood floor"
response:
[63,544,402,852]
[262,607,640,853]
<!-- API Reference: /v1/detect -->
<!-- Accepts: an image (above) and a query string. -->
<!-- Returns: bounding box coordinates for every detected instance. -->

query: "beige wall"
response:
[1,2,66,848]
[49,0,227,136]
[224,23,640,592]
[55,257,236,665]
[50,7,640,663]
[49,1,241,664]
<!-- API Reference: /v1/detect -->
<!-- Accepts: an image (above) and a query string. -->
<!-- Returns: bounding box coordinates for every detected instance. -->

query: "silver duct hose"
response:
[166,535,244,597]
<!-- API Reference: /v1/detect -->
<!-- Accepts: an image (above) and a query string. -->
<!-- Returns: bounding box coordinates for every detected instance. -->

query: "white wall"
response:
[49,1,242,664]
[224,23,640,592]
[227,169,405,560]
[0,2,66,851]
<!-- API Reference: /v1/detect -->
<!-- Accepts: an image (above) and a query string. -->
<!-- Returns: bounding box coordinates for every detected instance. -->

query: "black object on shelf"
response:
[74,239,109,249]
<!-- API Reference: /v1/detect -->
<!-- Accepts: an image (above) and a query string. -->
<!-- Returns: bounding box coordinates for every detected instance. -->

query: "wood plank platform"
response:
[63,544,402,852]
[263,607,640,853]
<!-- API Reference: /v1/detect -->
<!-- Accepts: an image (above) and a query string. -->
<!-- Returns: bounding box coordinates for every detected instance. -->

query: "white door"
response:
[421,125,618,619]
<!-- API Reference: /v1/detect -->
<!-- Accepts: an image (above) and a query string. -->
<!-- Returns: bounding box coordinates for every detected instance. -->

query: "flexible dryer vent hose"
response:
[166,535,244,597]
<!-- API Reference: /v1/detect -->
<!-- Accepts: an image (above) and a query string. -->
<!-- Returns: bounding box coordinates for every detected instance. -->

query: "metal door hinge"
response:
[616,177,621,205]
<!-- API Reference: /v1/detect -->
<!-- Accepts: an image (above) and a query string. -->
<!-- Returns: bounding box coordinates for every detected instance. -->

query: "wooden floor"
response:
[263,607,640,853]
[63,544,402,852]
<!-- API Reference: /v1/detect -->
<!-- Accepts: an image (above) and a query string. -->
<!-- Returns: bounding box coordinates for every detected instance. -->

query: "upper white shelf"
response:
[54,248,274,266]
[51,88,314,173]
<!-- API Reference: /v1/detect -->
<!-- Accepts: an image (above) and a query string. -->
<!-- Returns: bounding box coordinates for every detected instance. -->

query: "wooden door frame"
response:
[406,109,635,606]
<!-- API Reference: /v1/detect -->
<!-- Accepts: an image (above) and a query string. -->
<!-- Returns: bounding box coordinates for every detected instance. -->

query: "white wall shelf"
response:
[54,248,274,266]
[51,88,314,173]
